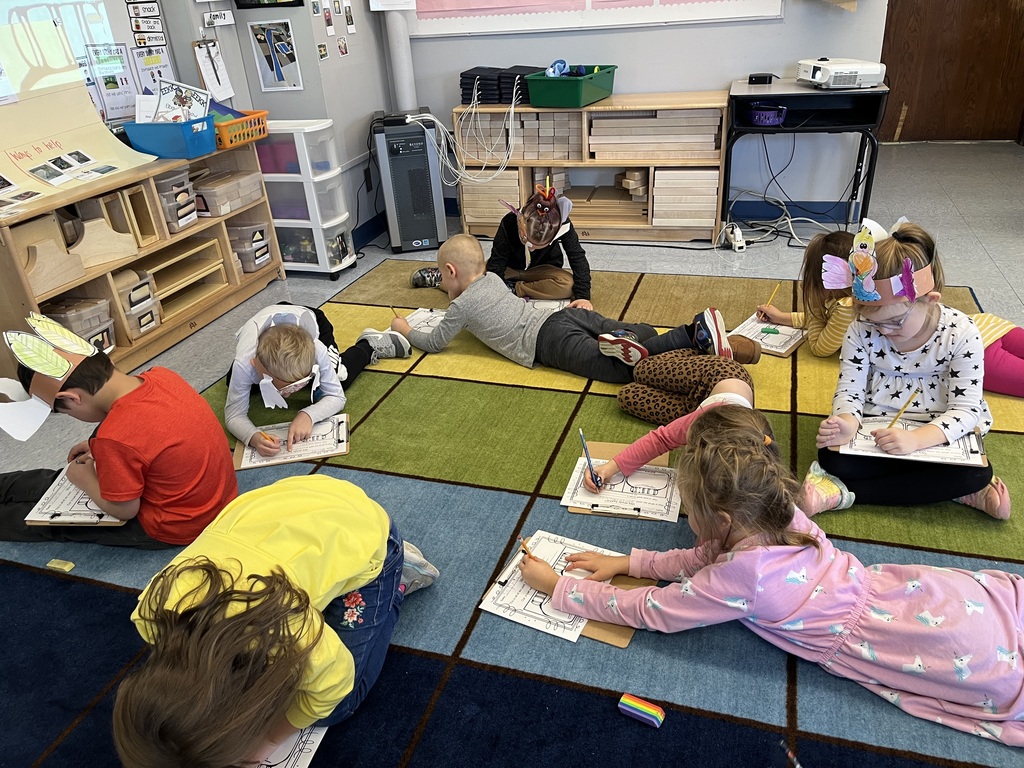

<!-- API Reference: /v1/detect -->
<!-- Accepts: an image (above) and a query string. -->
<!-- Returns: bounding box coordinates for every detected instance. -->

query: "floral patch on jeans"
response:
[339,590,366,629]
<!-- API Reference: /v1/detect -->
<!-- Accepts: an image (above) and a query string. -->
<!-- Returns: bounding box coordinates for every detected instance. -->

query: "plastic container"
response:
[214,109,269,150]
[227,222,270,248]
[125,300,161,339]
[113,268,156,311]
[524,65,617,108]
[194,171,263,217]
[746,103,787,127]
[39,297,111,335]
[160,194,199,232]
[265,181,309,220]
[84,318,115,354]
[122,116,217,159]
[233,239,272,273]
[153,168,191,194]
[259,119,338,177]
[158,183,194,207]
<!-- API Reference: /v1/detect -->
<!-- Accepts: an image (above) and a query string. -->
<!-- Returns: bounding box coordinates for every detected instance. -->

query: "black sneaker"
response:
[411,267,442,288]
[357,328,412,363]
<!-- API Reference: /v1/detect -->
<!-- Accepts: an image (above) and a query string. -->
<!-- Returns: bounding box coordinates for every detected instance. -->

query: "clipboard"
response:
[828,421,988,467]
[24,465,126,527]
[233,414,349,469]
[568,441,671,518]
[521,536,655,648]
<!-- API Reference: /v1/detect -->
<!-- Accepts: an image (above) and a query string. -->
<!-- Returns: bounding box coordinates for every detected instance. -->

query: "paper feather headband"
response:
[499,183,572,250]
[0,313,98,440]
[821,218,934,304]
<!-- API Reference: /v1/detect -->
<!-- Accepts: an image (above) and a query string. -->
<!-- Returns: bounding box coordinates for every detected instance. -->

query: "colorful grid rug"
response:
[3,259,1022,767]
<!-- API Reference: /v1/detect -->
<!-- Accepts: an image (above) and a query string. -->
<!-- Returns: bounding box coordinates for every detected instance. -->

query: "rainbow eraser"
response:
[618,693,664,728]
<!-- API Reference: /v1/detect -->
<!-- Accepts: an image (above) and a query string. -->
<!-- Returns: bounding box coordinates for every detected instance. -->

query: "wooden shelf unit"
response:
[453,90,729,243]
[0,143,285,379]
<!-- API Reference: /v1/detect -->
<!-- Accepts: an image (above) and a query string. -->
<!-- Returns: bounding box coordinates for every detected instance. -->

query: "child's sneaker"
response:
[727,335,762,365]
[692,308,733,359]
[955,477,1011,520]
[410,266,442,288]
[799,461,855,516]
[401,541,439,595]
[598,330,649,366]
[357,328,412,363]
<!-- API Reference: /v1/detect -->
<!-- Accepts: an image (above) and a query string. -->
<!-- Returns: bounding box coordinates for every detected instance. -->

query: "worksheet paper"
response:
[257,727,326,768]
[236,414,348,469]
[479,530,624,642]
[24,465,124,526]
[404,307,445,331]
[838,416,987,466]
[730,313,806,357]
[561,457,680,522]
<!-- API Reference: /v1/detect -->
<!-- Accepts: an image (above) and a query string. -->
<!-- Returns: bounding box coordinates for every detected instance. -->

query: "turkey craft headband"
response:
[0,313,97,441]
[499,183,573,250]
[821,218,935,305]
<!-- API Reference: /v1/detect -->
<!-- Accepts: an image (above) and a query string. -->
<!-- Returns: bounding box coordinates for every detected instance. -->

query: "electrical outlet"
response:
[364,167,373,192]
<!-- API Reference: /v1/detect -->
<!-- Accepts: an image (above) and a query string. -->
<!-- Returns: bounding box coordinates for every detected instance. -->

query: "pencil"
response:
[517,535,534,558]
[258,431,276,442]
[390,306,400,318]
[765,282,781,308]
[887,387,920,429]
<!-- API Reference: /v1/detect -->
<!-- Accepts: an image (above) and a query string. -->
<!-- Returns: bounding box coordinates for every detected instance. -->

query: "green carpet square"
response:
[326,377,581,493]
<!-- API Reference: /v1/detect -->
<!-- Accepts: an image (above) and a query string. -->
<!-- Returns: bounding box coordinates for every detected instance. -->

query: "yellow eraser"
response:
[46,558,75,573]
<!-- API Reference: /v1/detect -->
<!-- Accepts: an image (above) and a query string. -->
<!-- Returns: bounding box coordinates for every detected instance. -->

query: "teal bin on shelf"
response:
[122,116,217,159]
[524,65,617,108]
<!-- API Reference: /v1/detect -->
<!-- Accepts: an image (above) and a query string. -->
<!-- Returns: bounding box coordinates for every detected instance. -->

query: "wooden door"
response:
[879,0,1024,142]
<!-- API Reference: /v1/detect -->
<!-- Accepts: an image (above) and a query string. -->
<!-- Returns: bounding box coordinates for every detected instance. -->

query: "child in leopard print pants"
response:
[617,348,754,425]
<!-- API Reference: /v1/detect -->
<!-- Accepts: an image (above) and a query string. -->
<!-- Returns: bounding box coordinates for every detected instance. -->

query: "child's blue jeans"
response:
[317,518,405,725]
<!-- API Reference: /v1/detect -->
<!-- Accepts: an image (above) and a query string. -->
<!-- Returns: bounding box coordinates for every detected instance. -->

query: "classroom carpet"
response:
[2,259,1023,767]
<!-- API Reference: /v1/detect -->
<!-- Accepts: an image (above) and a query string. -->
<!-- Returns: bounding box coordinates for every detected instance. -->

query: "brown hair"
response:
[872,221,945,291]
[256,324,315,383]
[679,406,820,552]
[113,558,323,768]
[799,231,855,326]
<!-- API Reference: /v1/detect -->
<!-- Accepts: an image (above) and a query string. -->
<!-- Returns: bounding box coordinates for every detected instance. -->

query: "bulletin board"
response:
[409,0,784,37]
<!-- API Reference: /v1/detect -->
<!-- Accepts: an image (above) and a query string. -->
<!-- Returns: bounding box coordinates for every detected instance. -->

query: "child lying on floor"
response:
[390,234,758,384]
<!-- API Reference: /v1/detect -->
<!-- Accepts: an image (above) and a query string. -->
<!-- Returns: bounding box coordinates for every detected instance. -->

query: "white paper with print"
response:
[561,457,680,522]
[730,313,805,357]
[404,307,446,332]
[838,416,986,466]
[24,465,124,526]
[257,726,326,768]
[236,414,348,468]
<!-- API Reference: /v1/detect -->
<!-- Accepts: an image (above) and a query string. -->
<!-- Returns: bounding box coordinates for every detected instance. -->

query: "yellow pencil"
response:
[887,387,920,429]
[765,282,781,308]
[389,306,400,318]
[258,431,277,443]
[517,536,535,558]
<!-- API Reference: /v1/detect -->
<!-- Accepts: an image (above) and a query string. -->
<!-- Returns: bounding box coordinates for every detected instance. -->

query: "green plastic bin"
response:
[525,65,617,108]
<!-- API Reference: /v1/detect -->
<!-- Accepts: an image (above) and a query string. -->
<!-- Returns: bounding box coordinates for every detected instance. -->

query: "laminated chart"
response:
[24,465,124,526]
[235,414,349,469]
[561,457,680,522]
[479,530,624,642]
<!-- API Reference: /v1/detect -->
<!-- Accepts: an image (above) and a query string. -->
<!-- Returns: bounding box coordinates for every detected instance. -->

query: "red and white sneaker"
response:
[693,308,733,359]
[598,330,649,366]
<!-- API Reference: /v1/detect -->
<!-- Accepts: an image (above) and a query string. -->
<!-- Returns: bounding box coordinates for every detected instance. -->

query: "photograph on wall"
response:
[337,36,349,57]
[343,0,356,32]
[323,8,335,36]
[248,20,303,92]
[0,173,17,194]
[311,0,321,14]
[317,43,329,60]
[333,0,341,12]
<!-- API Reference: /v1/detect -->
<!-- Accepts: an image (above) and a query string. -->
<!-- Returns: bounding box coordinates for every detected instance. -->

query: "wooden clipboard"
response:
[233,414,349,470]
[568,441,671,518]
[522,535,655,649]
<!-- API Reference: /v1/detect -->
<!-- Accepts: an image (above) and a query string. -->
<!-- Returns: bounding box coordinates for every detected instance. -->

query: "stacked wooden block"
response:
[563,185,647,225]
[615,168,649,202]
[459,170,519,225]
[651,169,719,227]
[520,112,583,161]
[588,109,721,161]
[457,113,522,164]
[531,167,571,193]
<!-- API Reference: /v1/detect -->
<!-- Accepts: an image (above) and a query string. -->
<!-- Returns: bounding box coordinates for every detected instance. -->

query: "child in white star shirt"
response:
[803,221,1010,519]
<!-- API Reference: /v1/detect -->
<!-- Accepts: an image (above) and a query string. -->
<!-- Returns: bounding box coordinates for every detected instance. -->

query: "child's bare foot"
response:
[954,477,1011,520]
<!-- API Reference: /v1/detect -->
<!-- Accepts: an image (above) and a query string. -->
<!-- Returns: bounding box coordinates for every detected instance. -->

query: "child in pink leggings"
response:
[972,313,1024,397]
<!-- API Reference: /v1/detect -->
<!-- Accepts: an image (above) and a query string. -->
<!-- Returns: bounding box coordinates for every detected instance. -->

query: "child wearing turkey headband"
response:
[801,221,1011,520]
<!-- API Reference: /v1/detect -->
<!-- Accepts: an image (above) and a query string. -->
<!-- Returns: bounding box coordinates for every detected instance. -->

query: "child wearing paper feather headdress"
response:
[520,405,1024,746]
[0,314,237,547]
[803,220,1012,519]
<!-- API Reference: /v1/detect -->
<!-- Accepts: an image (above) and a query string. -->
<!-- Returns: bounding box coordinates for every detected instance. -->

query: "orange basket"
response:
[214,109,269,150]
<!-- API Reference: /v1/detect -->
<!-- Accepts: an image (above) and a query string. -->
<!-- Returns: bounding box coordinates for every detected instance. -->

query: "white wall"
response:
[408,0,888,203]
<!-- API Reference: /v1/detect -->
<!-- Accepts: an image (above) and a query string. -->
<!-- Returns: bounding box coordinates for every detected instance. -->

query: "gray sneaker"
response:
[401,541,439,595]
[411,267,442,288]
[356,328,412,363]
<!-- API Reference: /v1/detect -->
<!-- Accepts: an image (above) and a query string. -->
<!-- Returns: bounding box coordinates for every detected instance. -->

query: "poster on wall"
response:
[84,43,139,123]
[248,20,303,92]
[130,45,175,92]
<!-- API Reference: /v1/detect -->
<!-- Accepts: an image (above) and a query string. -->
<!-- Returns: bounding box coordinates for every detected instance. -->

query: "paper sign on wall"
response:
[131,17,163,33]
[203,10,235,26]
[134,32,166,46]
[84,43,139,123]
[128,2,161,17]
[130,45,175,93]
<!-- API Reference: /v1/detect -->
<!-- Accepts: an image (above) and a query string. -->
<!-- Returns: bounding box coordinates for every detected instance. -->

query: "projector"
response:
[796,58,886,89]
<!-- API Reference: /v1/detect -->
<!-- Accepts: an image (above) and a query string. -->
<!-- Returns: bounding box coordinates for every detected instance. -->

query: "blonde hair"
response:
[113,558,323,768]
[800,231,855,326]
[873,221,945,291]
[438,233,485,276]
[679,406,819,552]
[256,324,315,383]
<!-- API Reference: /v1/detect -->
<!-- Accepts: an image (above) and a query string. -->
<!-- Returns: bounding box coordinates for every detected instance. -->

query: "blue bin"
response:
[122,116,217,159]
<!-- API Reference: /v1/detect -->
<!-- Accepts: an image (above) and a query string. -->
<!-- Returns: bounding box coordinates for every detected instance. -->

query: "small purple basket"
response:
[747,102,787,127]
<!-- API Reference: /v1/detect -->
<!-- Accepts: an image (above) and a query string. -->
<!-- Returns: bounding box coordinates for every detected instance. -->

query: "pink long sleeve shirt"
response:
[551,508,1024,745]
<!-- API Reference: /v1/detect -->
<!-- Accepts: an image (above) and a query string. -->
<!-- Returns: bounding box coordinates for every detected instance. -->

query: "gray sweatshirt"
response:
[406,272,557,367]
